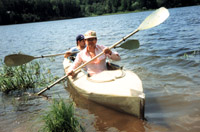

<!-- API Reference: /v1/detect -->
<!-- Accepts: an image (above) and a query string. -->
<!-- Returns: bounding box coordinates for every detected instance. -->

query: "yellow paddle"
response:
[4,40,139,67]
[37,7,170,95]
[4,52,78,67]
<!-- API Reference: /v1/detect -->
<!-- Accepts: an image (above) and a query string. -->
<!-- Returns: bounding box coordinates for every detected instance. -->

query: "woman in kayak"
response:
[67,30,121,77]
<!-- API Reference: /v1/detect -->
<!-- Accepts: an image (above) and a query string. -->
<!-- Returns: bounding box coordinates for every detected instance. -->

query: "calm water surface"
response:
[0,6,200,132]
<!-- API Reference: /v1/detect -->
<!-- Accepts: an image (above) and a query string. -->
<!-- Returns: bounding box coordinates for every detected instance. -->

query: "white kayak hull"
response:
[63,58,145,119]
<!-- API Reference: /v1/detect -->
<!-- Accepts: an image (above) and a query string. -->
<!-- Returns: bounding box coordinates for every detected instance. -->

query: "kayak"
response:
[63,58,145,119]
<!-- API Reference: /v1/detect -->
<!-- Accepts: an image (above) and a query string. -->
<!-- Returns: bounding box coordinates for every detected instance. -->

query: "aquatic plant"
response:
[41,98,84,132]
[183,53,189,58]
[0,59,55,94]
[182,50,200,59]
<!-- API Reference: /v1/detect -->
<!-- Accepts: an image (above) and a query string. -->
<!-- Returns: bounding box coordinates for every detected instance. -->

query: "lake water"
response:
[0,6,200,132]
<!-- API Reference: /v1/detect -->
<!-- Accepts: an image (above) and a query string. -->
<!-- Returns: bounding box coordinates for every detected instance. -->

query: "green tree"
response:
[0,0,200,25]
[156,0,167,7]
[105,0,112,13]
[0,0,4,24]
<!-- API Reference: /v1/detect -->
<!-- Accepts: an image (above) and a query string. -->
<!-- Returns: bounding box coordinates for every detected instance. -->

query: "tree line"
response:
[0,0,199,25]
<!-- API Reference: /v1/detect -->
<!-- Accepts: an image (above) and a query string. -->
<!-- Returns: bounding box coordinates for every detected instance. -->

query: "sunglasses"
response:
[85,38,96,42]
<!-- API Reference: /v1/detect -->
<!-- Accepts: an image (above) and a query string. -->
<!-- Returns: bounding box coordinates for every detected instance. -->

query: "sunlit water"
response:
[0,6,200,132]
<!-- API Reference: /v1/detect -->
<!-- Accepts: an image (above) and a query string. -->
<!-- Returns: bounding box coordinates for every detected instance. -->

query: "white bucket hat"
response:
[84,30,97,39]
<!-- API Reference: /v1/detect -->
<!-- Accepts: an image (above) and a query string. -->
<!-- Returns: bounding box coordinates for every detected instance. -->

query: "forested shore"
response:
[0,0,199,25]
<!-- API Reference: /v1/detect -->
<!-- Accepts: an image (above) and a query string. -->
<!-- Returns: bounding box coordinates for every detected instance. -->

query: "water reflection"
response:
[65,82,146,132]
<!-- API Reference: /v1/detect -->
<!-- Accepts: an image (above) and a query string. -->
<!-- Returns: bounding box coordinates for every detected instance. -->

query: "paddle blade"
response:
[119,39,140,49]
[138,7,169,30]
[4,54,35,66]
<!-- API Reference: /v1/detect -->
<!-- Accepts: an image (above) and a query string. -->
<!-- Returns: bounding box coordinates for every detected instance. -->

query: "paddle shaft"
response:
[34,53,66,59]
[37,74,69,95]
[35,51,80,59]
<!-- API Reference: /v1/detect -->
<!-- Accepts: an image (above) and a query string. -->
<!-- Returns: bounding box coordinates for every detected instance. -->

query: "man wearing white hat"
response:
[68,30,121,76]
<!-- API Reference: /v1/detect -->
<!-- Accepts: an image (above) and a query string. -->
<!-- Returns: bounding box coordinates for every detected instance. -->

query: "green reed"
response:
[40,98,84,132]
[0,59,55,94]
[182,50,200,59]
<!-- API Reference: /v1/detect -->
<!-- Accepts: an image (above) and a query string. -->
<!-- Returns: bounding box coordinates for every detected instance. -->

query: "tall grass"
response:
[0,59,55,94]
[41,98,84,132]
